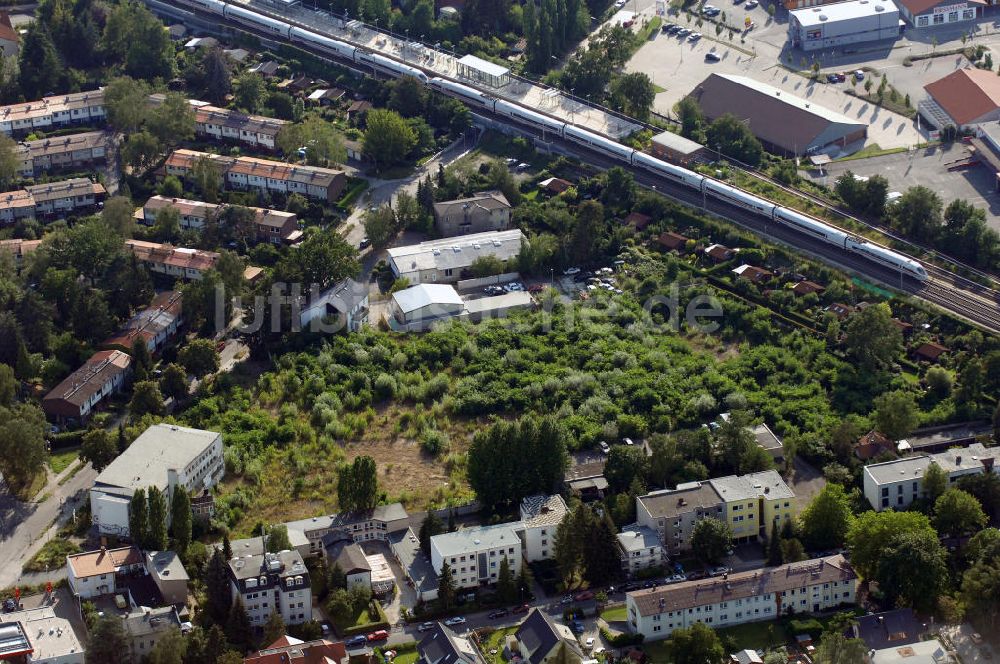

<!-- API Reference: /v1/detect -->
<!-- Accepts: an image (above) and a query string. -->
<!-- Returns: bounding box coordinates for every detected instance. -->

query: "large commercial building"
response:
[921,67,1000,129]
[896,0,978,27]
[429,523,523,589]
[89,424,225,537]
[387,229,525,285]
[626,554,857,640]
[788,0,901,51]
[862,443,998,510]
[686,73,868,156]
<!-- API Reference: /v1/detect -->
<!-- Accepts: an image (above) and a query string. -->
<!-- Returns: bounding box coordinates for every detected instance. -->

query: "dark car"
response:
[686,570,707,581]
[705,52,721,62]
[2,599,16,612]
[345,635,368,649]
[512,603,530,614]
[359,237,371,250]
[489,609,509,619]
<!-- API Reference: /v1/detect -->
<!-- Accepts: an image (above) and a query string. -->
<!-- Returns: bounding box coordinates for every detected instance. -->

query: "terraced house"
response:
[165,150,347,203]
[0,178,106,224]
[15,131,109,176]
[626,554,857,640]
[0,89,105,135]
[139,196,301,244]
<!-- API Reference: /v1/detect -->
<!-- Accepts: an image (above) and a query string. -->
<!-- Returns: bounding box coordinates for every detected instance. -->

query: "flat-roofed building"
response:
[102,290,183,354]
[708,470,796,542]
[862,443,998,510]
[391,283,466,328]
[89,424,224,536]
[617,525,667,576]
[687,73,868,156]
[125,240,220,280]
[42,349,132,423]
[0,89,105,136]
[788,0,901,52]
[456,54,511,88]
[433,190,512,237]
[626,554,857,640]
[387,229,525,285]
[430,523,522,589]
[0,606,85,663]
[649,131,707,164]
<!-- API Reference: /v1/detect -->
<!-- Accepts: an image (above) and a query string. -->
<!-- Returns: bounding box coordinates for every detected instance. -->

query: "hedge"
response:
[48,430,85,450]
[600,626,644,647]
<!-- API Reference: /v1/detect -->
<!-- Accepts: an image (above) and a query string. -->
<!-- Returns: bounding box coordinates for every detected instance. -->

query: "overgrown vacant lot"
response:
[186,262,878,535]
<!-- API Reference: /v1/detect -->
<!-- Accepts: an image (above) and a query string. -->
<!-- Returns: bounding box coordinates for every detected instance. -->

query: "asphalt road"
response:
[0,461,97,589]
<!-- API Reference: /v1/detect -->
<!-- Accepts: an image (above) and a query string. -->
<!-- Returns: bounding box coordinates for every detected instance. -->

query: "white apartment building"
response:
[626,554,857,640]
[430,524,522,589]
[863,443,998,511]
[89,424,224,537]
[66,546,145,599]
[617,525,666,576]
[228,550,312,626]
[519,494,567,562]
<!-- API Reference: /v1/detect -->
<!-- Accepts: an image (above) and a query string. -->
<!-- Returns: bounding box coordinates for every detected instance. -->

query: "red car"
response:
[367,630,389,642]
[512,603,530,614]
[574,590,595,602]
[528,284,545,293]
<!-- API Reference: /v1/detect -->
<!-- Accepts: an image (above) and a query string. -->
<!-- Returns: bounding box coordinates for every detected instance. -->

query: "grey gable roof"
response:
[515,609,582,664]
[418,623,486,664]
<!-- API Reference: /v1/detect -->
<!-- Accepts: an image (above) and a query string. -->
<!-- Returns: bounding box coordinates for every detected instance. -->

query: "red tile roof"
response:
[913,342,948,362]
[924,67,1000,126]
[856,429,893,460]
[244,637,347,664]
[657,231,689,250]
[792,280,824,295]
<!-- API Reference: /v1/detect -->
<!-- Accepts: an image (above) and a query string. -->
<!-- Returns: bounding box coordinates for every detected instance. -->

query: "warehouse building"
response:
[921,67,1000,129]
[788,0,902,51]
[687,73,868,156]
[896,0,978,27]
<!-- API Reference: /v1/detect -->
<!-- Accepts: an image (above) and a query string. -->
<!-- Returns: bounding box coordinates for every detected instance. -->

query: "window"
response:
[881,487,889,497]
[948,11,958,20]
[933,13,944,23]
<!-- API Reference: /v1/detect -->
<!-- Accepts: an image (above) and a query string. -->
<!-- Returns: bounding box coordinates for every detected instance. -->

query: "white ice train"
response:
[179,0,927,282]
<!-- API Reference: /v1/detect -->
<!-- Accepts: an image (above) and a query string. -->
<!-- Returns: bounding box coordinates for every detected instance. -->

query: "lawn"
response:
[600,605,627,623]
[48,447,79,475]
[716,620,791,651]
[391,652,418,664]
[481,627,517,664]
[24,538,81,573]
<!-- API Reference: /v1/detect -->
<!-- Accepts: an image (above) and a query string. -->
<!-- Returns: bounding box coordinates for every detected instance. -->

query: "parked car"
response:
[489,609,509,619]
[667,573,687,583]
[677,27,691,36]
[346,635,368,649]
[661,22,674,31]
[504,281,525,292]
[367,630,389,642]
[615,0,627,6]
[623,437,635,446]
[418,622,435,632]
[708,566,730,577]
[444,617,467,626]
[561,595,574,605]
[585,637,595,649]
[573,272,592,282]
[563,267,581,276]
[642,580,657,589]
[574,590,595,601]
[745,0,758,7]
[572,621,585,634]
[686,570,707,581]
[688,32,702,41]
[516,162,530,172]
[359,237,371,249]
[854,70,865,81]
[599,441,611,454]
[705,52,721,62]
[512,603,531,614]
[2,599,16,612]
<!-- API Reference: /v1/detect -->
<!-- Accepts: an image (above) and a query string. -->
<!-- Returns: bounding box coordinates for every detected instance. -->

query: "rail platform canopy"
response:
[456,54,511,88]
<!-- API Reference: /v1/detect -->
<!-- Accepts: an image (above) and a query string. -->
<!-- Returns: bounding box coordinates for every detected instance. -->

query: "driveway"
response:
[940,623,997,663]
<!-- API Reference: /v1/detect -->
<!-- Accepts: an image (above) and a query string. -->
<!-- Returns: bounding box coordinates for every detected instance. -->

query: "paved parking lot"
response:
[940,623,997,663]
[804,143,1000,230]
[627,25,923,151]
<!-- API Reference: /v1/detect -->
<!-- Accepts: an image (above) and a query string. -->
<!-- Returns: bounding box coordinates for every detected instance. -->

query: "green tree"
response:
[178,339,221,377]
[497,556,518,604]
[419,512,444,554]
[0,404,47,493]
[337,455,378,512]
[148,92,196,147]
[261,612,286,648]
[147,627,186,664]
[81,428,118,473]
[922,461,948,504]
[876,529,948,613]
[171,488,192,554]
[189,155,222,204]
[781,537,807,563]
[266,524,293,552]
[767,528,782,566]
[0,364,14,406]
[146,485,168,551]
[121,131,162,173]
[610,72,656,121]
[160,363,189,401]
[274,229,359,290]
[846,510,937,579]
[19,23,61,100]
[691,517,732,564]
[85,615,130,664]
[670,622,725,664]
[677,96,705,142]
[205,548,233,625]
[104,77,150,133]
[130,337,152,382]
[934,488,987,537]
[798,483,853,552]
[225,598,252,654]
[962,539,1000,633]
[707,113,764,167]
[889,185,943,242]
[362,205,399,248]
[583,511,622,585]
[203,48,232,105]
[605,445,648,494]
[844,303,903,370]
[130,380,165,418]
[129,487,148,546]
[437,561,457,610]
[872,390,919,441]
[813,632,869,664]
[234,72,267,113]
[925,366,954,399]
[0,133,20,186]
[363,108,418,171]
